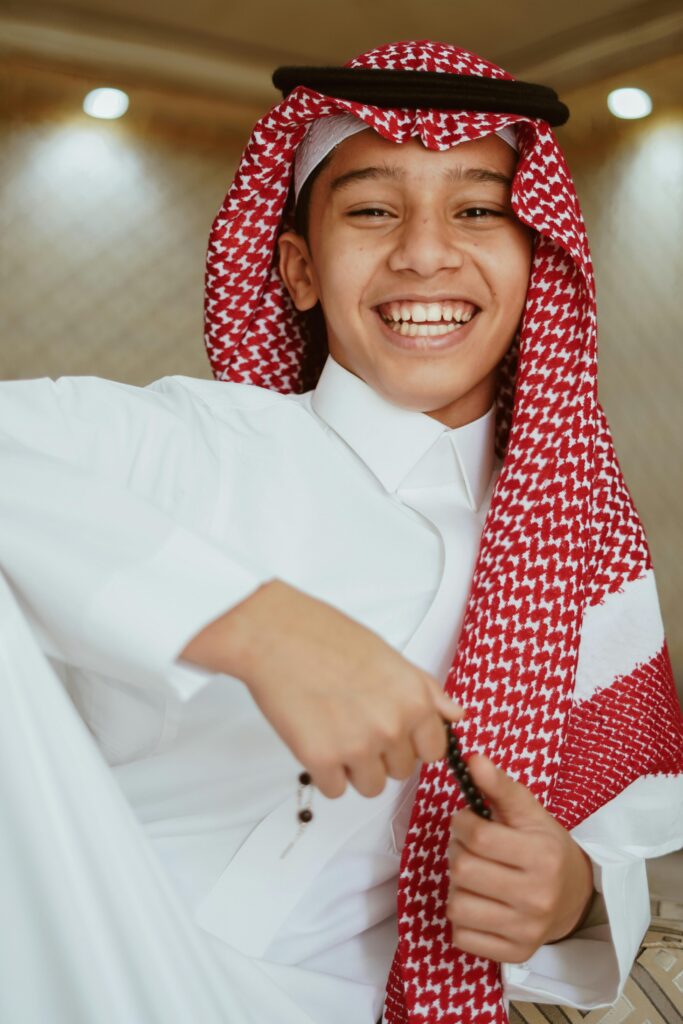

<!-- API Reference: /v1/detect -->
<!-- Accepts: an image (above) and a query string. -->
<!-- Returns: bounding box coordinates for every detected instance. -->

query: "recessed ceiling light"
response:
[607,88,652,120]
[83,88,130,120]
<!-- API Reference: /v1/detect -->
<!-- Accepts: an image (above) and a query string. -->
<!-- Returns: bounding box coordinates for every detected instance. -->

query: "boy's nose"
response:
[387,214,466,278]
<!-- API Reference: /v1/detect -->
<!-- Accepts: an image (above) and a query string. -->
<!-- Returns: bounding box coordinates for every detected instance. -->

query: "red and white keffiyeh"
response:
[204,40,683,1024]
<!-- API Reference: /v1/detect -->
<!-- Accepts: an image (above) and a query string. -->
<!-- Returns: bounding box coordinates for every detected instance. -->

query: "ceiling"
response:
[2,0,682,110]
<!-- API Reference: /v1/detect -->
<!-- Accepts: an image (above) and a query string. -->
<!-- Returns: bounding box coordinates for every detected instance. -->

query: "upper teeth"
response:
[378,300,476,324]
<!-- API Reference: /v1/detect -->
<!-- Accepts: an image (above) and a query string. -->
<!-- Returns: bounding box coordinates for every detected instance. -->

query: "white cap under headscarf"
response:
[293,113,518,201]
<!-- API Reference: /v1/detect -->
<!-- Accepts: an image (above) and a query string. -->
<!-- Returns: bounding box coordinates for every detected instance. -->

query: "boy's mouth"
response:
[375,299,479,338]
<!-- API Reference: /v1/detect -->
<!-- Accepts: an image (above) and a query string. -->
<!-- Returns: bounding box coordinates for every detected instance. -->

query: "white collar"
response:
[311,355,496,511]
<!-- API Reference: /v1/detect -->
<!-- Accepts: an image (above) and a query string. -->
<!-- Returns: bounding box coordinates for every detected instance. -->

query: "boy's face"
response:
[279,129,532,428]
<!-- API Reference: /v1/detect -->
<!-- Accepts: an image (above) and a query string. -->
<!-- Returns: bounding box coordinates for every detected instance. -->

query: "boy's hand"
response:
[447,754,594,963]
[181,579,464,799]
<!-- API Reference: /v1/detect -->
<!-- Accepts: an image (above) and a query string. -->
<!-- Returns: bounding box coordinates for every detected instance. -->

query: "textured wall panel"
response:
[1,112,232,384]
[563,120,683,696]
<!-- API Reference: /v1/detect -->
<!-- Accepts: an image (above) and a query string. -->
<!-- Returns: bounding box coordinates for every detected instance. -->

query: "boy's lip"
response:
[373,294,480,306]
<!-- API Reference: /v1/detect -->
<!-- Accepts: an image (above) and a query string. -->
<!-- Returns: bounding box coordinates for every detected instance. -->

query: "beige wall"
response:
[1,62,239,385]
[558,83,682,699]
[2,60,681,699]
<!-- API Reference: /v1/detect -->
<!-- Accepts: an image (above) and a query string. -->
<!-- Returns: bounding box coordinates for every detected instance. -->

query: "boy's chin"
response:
[366,366,493,427]
[331,348,476,418]
[370,372,464,415]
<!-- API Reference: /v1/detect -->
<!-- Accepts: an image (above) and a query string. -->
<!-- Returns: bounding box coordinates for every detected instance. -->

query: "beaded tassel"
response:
[444,723,492,820]
[279,771,314,859]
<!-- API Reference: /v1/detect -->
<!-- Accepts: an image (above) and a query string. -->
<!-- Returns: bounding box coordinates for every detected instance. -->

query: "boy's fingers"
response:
[412,712,449,763]
[446,887,519,937]
[466,755,545,827]
[346,756,389,798]
[448,925,523,965]
[382,739,419,780]
[450,810,527,868]
[423,676,465,722]
[448,834,525,891]
[310,764,348,800]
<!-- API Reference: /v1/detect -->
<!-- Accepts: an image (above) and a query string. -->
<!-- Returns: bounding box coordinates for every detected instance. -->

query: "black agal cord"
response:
[273,66,569,126]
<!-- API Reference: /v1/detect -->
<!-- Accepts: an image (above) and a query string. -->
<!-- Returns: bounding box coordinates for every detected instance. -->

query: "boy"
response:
[1,40,682,1024]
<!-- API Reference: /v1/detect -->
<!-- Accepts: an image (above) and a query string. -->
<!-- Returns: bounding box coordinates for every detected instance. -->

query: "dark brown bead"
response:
[298,771,312,786]
[298,808,313,823]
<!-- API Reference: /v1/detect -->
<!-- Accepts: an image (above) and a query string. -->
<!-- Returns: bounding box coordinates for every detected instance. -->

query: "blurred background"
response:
[1,0,681,715]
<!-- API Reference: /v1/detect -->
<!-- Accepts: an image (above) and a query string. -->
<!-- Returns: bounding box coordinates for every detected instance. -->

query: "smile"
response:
[375,299,479,339]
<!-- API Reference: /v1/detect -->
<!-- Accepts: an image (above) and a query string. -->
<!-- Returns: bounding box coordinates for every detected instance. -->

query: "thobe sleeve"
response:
[501,778,675,1009]
[0,572,320,1024]
[0,376,269,699]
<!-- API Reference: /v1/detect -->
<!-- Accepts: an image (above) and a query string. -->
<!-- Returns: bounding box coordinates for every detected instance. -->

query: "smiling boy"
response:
[277,129,530,427]
[1,39,682,1024]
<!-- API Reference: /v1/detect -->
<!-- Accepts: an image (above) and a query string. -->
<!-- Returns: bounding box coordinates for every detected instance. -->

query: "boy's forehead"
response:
[318,128,517,186]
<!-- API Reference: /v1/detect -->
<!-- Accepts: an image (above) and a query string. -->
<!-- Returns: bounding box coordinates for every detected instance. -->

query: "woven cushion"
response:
[509,897,683,1024]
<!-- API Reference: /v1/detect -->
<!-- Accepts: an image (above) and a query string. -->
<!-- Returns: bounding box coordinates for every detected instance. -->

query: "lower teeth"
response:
[383,319,465,337]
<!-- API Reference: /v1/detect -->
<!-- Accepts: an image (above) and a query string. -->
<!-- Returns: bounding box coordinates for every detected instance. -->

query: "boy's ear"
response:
[278,231,320,312]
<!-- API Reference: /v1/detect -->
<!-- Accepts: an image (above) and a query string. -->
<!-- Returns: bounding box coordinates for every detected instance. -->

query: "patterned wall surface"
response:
[1,112,229,384]
[561,120,683,698]
[1,62,681,697]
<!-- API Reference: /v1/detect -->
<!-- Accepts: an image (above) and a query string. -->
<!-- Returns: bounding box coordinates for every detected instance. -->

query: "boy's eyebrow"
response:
[329,164,512,192]
[329,164,405,192]
[444,166,513,188]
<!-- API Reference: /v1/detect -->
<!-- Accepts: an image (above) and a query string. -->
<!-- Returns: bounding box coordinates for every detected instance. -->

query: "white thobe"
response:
[0,354,678,1024]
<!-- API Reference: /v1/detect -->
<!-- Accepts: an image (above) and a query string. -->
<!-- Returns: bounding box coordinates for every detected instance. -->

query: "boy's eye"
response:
[345,205,507,222]
[347,208,391,218]
[459,207,503,219]
[347,206,505,220]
